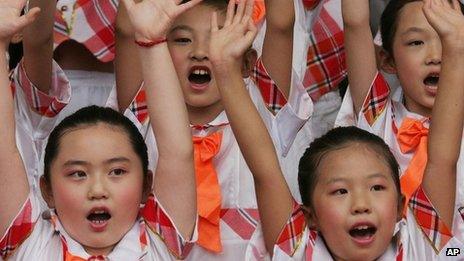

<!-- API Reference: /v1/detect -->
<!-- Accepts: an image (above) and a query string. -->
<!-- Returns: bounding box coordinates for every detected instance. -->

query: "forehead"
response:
[395,2,434,35]
[53,124,137,166]
[316,144,394,184]
[170,4,226,33]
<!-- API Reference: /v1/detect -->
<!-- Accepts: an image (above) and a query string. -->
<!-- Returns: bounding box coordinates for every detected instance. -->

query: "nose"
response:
[350,191,371,215]
[87,175,109,200]
[425,41,441,65]
[190,41,208,61]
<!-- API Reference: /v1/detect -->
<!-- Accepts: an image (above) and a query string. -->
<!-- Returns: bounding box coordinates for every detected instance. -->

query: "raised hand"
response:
[120,0,202,42]
[422,0,464,45]
[0,0,39,46]
[209,0,258,69]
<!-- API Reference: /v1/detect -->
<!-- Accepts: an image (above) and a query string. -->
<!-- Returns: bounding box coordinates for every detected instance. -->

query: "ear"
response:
[142,170,154,203]
[301,205,319,230]
[40,176,55,208]
[379,49,397,74]
[397,194,406,221]
[241,48,258,78]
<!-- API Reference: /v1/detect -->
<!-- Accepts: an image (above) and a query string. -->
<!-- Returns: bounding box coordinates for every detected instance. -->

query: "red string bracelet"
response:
[134,38,167,48]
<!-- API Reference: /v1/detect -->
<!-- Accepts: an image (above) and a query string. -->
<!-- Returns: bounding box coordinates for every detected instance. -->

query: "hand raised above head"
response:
[422,0,464,47]
[0,0,39,45]
[121,0,203,43]
[209,0,257,69]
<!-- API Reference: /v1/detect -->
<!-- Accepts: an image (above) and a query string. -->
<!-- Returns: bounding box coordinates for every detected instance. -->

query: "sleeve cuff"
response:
[408,186,453,252]
[15,59,71,117]
[140,194,197,259]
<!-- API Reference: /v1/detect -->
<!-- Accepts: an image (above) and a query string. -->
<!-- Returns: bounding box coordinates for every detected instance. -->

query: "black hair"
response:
[381,0,464,56]
[43,106,149,184]
[298,126,401,208]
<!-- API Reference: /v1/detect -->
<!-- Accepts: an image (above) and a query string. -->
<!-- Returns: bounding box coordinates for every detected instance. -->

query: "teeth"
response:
[193,69,209,75]
[356,225,369,230]
[93,210,105,214]
[91,220,106,224]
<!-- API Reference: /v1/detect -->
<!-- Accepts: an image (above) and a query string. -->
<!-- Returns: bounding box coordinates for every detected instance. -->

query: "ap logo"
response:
[446,248,461,256]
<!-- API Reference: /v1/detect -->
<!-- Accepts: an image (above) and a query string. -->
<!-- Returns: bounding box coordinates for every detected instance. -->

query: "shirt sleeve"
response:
[140,194,197,259]
[0,192,42,259]
[13,59,71,139]
[408,186,453,253]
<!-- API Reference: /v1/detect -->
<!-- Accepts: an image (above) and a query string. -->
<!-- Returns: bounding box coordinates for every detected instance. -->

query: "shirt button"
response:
[61,5,68,12]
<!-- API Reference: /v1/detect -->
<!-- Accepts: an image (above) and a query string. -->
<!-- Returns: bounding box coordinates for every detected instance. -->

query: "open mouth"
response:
[87,209,111,225]
[188,66,211,85]
[349,225,377,241]
[423,73,439,86]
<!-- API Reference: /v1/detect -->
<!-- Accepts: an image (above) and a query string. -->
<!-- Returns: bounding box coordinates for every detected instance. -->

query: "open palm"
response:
[121,0,202,42]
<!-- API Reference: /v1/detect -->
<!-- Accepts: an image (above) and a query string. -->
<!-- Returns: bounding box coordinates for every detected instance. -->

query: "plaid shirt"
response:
[276,186,453,259]
[54,0,118,62]
[304,2,345,102]
[255,0,345,114]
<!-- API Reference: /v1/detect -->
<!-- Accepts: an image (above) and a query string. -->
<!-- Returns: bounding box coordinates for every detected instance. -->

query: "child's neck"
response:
[187,102,224,126]
[403,95,432,118]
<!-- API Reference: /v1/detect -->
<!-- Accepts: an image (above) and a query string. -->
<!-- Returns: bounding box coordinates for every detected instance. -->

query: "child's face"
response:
[45,124,146,256]
[309,143,400,260]
[388,1,442,116]
[167,5,227,113]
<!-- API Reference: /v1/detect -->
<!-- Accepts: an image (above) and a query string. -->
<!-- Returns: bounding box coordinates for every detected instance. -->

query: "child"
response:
[337,0,464,243]
[0,0,197,259]
[116,0,313,259]
[220,0,464,258]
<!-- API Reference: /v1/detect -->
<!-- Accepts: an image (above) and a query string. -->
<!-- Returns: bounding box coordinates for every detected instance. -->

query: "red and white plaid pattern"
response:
[15,60,69,117]
[0,199,35,259]
[459,207,464,222]
[304,5,346,101]
[252,57,287,114]
[128,85,149,124]
[54,0,117,62]
[361,72,391,126]
[276,201,306,256]
[140,194,194,259]
[409,186,453,253]
[220,208,259,240]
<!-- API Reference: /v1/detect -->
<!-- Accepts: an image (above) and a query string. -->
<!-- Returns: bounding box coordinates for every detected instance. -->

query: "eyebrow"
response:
[63,157,131,167]
[325,173,388,185]
[401,26,426,36]
[169,25,193,34]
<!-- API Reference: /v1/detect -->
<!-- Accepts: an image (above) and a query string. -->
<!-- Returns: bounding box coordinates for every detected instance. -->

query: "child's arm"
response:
[342,0,378,113]
[210,0,293,254]
[114,1,143,112]
[261,0,294,98]
[0,0,38,236]
[421,0,464,229]
[121,0,201,239]
[22,0,54,93]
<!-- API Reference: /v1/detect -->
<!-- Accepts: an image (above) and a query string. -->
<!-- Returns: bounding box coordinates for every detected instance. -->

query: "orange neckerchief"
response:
[193,131,223,253]
[396,117,429,214]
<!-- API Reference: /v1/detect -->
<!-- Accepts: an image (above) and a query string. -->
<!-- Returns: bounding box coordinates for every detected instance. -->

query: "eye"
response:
[371,185,385,191]
[331,188,348,195]
[109,169,127,176]
[69,171,87,179]
[174,37,191,44]
[408,40,423,46]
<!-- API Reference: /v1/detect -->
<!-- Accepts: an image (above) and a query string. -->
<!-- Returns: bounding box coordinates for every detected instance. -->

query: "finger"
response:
[451,0,461,10]
[16,7,40,29]
[233,0,246,24]
[243,20,258,48]
[178,0,203,12]
[211,11,219,32]
[241,0,254,24]
[224,0,236,27]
